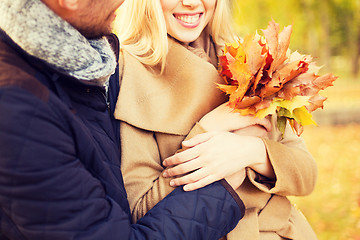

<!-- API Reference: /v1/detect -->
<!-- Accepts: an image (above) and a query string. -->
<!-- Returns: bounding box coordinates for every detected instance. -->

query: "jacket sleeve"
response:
[131,180,245,240]
[0,86,244,240]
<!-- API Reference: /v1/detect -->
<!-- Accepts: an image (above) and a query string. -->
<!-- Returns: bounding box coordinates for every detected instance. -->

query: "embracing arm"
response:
[0,86,244,240]
[120,122,245,222]
[131,180,245,240]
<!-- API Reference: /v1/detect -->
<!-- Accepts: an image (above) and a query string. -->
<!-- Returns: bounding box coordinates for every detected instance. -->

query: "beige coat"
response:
[114,38,318,240]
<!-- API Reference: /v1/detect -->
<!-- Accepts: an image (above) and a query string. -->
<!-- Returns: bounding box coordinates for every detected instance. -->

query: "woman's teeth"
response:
[175,14,200,24]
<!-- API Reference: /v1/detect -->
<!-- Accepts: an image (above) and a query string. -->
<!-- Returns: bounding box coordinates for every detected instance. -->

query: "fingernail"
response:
[163,171,168,178]
[182,140,190,146]
[170,181,175,187]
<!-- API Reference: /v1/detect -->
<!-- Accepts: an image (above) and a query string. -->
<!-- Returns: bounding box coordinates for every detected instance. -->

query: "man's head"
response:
[42,0,125,38]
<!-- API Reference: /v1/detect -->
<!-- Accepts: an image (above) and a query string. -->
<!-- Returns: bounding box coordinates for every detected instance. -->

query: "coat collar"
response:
[114,38,228,135]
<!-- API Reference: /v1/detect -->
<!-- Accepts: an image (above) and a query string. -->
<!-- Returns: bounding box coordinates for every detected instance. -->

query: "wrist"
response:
[248,137,275,179]
[198,115,219,132]
[224,170,246,190]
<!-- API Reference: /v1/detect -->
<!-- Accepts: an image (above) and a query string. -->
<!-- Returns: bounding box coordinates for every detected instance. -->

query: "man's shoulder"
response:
[0,40,50,101]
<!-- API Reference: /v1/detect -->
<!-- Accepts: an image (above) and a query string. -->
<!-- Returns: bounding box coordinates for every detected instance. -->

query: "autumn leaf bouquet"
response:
[217,20,337,136]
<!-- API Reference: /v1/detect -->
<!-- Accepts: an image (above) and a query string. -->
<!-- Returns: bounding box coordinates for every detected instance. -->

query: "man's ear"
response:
[58,0,79,11]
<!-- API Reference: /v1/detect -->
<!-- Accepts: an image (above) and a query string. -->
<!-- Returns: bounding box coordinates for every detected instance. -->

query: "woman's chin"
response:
[170,32,203,44]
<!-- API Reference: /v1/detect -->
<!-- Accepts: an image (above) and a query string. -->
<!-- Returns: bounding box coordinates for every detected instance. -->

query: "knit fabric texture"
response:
[0,0,117,85]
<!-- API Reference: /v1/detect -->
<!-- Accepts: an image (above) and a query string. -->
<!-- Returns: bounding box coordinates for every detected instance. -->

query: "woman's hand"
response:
[163,131,274,191]
[233,124,270,138]
[198,102,272,133]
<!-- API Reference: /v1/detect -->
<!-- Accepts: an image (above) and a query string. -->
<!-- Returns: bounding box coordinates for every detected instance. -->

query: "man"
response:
[0,0,245,239]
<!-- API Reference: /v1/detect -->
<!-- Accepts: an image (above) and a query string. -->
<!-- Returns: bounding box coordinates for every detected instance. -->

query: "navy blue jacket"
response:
[0,31,245,240]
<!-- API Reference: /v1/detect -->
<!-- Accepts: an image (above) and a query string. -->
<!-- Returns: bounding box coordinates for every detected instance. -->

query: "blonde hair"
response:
[115,0,237,70]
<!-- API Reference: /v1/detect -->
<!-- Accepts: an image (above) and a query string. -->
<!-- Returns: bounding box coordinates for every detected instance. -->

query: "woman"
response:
[114,0,318,239]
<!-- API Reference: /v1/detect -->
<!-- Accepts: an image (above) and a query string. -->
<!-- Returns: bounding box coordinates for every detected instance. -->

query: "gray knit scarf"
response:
[0,0,117,86]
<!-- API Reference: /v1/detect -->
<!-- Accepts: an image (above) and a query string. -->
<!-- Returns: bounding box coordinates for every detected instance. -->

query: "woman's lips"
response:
[173,13,202,28]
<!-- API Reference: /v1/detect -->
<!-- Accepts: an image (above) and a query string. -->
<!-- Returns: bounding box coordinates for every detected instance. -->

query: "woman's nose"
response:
[182,0,201,8]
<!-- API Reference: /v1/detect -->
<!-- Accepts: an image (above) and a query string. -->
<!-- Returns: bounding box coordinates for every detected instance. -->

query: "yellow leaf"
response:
[276,96,310,112]
[293,106,317,126]
[255,101,278,118]
[234,107,256,116]
[216,84,237,95]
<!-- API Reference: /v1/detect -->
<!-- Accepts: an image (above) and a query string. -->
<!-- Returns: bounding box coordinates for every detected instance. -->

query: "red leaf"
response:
[307,95,327,112]
[278,72,317,100]
[216,19,337,135]
[262,20,293,77]
[313,73,338,90]
[253,99,272,112]
[291,119,304,136]
[259,59,309,97]
[243,34,267,75]
[235,96,261,109]
[277,85,301,100]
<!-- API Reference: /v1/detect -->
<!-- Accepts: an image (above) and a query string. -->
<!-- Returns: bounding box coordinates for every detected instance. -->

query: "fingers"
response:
[183,175,218,191]
[164,132,218,167]
[181,132,216,148]
[163,157,202,178]
[163,144,201,167]
[169,167,208,188]
[169,166,218,192]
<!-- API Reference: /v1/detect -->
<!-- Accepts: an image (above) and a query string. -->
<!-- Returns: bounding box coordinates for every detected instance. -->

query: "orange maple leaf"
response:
[262,20,292,77]
[259,59,309,98]
[217,20,337,136]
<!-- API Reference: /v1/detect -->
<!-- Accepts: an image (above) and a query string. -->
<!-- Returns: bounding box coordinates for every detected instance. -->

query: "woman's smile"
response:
[173,13,202,28]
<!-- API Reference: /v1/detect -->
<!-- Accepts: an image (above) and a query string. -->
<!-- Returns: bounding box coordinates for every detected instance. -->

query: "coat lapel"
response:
[114,38,228,135]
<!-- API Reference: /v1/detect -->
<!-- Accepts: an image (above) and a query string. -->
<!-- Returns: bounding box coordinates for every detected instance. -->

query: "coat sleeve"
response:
[187,119,317,197]
[119,121,175,221]
[0,86,244,240]
[247,115,318,196]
